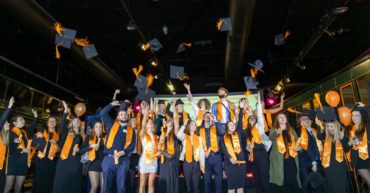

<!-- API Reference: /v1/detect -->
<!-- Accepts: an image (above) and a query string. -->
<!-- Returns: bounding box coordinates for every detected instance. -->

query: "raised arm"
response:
[236,101,244,133]
[173,101,180,136]
[139,110,148,140]
[27,108,38,137]
[0,96,14,131]
[59,101,68,136]
[184,83,199,114]
[269,92,285,114]
[256,92,265,134]
[100,101,119,132]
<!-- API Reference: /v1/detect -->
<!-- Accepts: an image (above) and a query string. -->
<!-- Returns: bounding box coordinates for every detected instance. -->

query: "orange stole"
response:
[160,134,175,163]
[144,133,158,165]
[60,133,75,160]
[263,110,272,132]
[11,127,26,149]
[349,125,369,160]
[38,130,60,160]
[196,110,205,126]
[185,134,200,163]
[322,136,344,168]
[246,126,262,162]
[0,137,6,170]
[242,112,249,129]
[298,128,323,158]
[276,129,297,158]
[88,136,107,161]
[199,126,218,153]
[216,100,235,122]
[136,112,154,154]
[223,132,242,162]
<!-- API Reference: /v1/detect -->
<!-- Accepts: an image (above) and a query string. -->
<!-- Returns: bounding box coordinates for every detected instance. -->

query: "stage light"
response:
[167,82,175,93]
[285,76,291,83]
[132,101,141,114]
[332,7,349,15]
[246,172,253,179]
[126,20,137,31]
[296,62,306,70]
[154,75,159,79]
[151,61,157,67]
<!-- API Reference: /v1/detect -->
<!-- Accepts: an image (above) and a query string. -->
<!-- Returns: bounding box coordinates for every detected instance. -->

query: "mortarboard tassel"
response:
[182,43,192,47]
[55,42,62,59]
[52,22,64,35]
[132,65,144,81]
[250,68,258,78]
[216,20,223,31]
[141,43,150,51]
[176,73,190,81]
[314,93,324,110]
[284,30,291,39]
[74,38,90,47]
[244,89,251,96]
[287,107,306,114]
[146,74,154,94]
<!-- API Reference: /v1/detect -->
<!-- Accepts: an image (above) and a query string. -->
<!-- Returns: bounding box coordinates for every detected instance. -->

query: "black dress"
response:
[52,121,83,193]
[80,135,105,172]
[159,135,180,193]
[32,113,66,193]
[7,118,36,176]
[323,137,351,193]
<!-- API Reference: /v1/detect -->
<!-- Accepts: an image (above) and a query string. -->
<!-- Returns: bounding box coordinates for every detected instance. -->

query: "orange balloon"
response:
[338,107,351,126]
[325,91,340,107]
[74,103,86,117]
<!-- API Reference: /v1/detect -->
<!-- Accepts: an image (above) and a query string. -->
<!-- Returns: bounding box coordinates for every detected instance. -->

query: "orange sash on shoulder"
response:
[88,135,107,161]
[349,125,369,160]
[276,129,297,158]
[246,126,262,162]
[106,122,119,149]
[38,130,60,160]
[160,128,175,163]
[11,127,26,149]
[0,137,6,170]
[60,133,75,160]
[216,100,235,122]
[199,126,218,153]
[224,132,242,162]
[144,133,158,165]
[298,128,323,159]
[185,134,200,163]
[196,110,205,126]
[322,136,344,168]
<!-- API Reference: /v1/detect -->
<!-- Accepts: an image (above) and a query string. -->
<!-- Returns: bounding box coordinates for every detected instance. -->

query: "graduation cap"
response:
[305,172,325,189]
[352,104,370,118]
[243,76,259,90]
[299,109,316,120]
[274,33,285,46]
[54,28,77,49]
[158,100,165,105]
[170,65,185,79]
[248,60,265,73]
[175,99,184,106]
[134,74,147,90]
[148,38,163,52]
[316,106,337,121]
[217,17,232,32]
[119,102,130,112]
[176,44,186,53]
[82,44,98,59]
[136,88,156,102]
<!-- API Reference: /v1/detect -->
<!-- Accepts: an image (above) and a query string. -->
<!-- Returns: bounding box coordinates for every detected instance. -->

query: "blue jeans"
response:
[101,156,130,193]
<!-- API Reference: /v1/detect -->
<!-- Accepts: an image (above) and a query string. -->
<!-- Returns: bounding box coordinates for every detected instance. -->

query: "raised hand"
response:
[8,96,15,109]
[184,83,190,91]
[62,101,68,113]
[31,109,38,118]
[111,100,120,107]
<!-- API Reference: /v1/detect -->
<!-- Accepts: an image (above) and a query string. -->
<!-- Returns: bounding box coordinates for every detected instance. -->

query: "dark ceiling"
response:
[0,0,368,109]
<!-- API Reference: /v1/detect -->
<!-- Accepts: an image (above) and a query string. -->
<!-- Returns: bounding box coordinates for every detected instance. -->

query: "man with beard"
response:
[100,101,136,193]
[211,87,236,134]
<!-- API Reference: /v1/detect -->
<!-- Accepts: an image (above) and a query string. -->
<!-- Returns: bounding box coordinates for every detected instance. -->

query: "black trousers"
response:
[183,161,201,193]
[252,149,272,193]
[126,153,139,193]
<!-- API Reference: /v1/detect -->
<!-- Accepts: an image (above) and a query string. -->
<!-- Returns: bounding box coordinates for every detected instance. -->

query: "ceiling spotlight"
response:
[151,61,157,67]
[126,20,137,31]
[167,82,175,92]
[285,76,291,83]
[332,7,349,15]
[162,25,168,35]
[154,75,159,79]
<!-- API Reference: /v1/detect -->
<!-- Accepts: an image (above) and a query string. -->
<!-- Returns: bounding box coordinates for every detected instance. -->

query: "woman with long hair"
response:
[220,116,247,193]
[320,120,351,193]
[269,113,301,193]
[52,101,83,193]
[138,108,160,193]
[348,103,370,189]
[4,100,37,193]
[0,97,14,193]
[175,107,205,193]
[158,118,179,193]
[184,83,211,126]
[245,93,271,193]
[80,120,106,193]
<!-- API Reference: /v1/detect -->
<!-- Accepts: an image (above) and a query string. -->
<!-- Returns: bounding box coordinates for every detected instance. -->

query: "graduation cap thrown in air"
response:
[136,88,156,102]
[243,76,259,90]
[217,17,232,32]
[248,59,265,73]
[82,44,98,59]
[54,28,77,49]
[274,33,285,46]
[134,74,147,90]
[148,38,163,52]
[170,65,185,79]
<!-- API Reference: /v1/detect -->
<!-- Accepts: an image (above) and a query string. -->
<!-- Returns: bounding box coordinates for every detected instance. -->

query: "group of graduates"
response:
[0,83,369,193]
